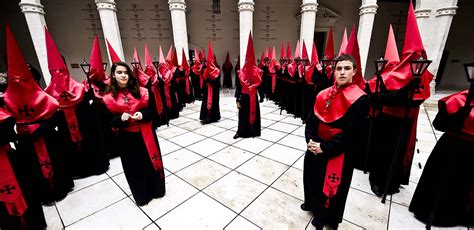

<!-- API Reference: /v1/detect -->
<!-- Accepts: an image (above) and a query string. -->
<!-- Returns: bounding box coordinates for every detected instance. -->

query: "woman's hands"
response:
[121,112,143,121]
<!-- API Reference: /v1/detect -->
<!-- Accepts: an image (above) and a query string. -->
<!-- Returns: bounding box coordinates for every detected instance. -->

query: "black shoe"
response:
[370,183,383,197]
[300,203,311,211]
[311,218,324,230]
[233,134,239,139]
[329,222,339,230]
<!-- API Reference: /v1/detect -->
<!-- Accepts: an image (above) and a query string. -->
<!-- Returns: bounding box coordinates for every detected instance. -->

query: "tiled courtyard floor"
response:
[43,89,471,229]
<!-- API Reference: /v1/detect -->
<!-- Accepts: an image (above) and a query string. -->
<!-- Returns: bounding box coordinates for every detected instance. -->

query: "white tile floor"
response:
[46,89,471,229]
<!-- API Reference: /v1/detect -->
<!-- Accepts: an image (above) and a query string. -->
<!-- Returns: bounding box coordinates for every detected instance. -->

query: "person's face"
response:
[114,65,129,88]
[335,60,356,87]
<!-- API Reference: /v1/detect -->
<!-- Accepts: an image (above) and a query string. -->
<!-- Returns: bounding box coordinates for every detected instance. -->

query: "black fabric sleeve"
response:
[433,103,471,133]
[235,73,242,102]
[0,117,16,144]
[320,96,369,158]
[304,112,320,144]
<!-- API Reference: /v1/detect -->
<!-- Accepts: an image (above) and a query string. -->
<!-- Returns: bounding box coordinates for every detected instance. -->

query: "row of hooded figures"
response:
[0,2,473,229]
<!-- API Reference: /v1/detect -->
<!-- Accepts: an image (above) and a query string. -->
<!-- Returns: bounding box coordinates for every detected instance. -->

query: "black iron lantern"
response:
[410,54,431,78]
[152,57,160,70]
[103,62,108,71]
[374,56,388,74]
[80,58,91,75]
[212,0,220,14]
[463,62,474,83]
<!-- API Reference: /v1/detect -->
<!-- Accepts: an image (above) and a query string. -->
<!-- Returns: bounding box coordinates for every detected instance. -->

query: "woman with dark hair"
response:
[102,62,166,206]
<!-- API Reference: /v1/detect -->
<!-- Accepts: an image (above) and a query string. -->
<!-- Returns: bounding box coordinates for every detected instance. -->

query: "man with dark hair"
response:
[302,54,368,229]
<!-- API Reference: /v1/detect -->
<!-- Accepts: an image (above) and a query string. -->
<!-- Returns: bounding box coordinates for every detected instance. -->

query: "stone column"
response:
[169,0,189,64]
[416,0,458,93]
[19,0,50,85]
[238,0,254,69]
[357,0,377,76]
[95,0,124,63]
[299,0,318,60]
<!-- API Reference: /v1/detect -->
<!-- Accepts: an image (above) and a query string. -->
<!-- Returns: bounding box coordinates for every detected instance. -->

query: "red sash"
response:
[151,84,164,115]
[62,106,82,145]
[16,124,54,182]
[207,82,213,112]
[318,123,344,208]
[0,146,28,217]
[185,77,191,96]
[239,65,263,126]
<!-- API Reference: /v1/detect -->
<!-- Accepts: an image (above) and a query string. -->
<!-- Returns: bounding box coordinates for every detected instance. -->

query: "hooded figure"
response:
[174,48,193,106]
[157,45,180,120]
[144,44,167,127]
[199,41,221,124]
[368,2,434,197]
[86,35,108,98]
[191,48,203,100]
[222,51,233,88]
[0,106,47,229]
[303,41,325,121]
[234,32,262,139]
[45,28,109,178]
[303,53,368,229]
[3,25,74,205]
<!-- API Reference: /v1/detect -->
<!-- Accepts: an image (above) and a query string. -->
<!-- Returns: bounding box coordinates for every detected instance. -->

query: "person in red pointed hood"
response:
[44,27,109,179]
[174,48,194,106]
[190,48,203,100]
[368,2,435,198]
[143,44,166,127]
[4,25,74,205]
[132,46,151,88]
[222,51,233,88]
[0,106,47,229]
[199,40,221,124]
[282,40,306,119]
[303,41,326,122]
[303,53,368,229]
[234,32,262,139]
[409,88,474,227]
[102,61,165,206]
[157,45,180,120]
[85,35,107,98]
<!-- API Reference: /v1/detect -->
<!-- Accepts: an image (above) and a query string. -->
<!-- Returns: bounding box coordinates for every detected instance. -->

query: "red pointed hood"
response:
[4,25,59,123]
[158,45,174,83]
[269,46,278,73]
[286,41,292,60]
[294,40,301,59]
[203,40,220,80]
[133,46,142,69]
[194,48,201,63]
[200,48,206,62]
[239,32,262,90]
[324,27,335,59]
[143,43,157,84]
[172,47,179,67]
[106,39,122,63]
[166,45,173,63]
[344,25,365,89]
[181,48,190,76]
[381,2,433,100]
[305,41,323,83]
[338,27,348,56]
[311,42,320,64]
[385,24,400,64]
[302,41,309,60]
[89,34,106,83]
[223,51,233,69]
[44,27,85,107]
[280,41,286,60]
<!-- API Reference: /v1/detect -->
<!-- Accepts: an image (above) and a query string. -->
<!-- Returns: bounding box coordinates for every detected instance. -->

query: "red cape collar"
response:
[314,84,366,123]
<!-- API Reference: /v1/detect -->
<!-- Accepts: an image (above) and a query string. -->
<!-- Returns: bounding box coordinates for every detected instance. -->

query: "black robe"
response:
[58,97,109,178]
[368,82,423,195]
[104,94,166,206]
[15,112,74,205]
[222,64,233,88]
[200,76,221,124]
[235,77,261,138]
[190,65,202,100]
[0,116,47,230]
[303,96,368,226]
[409,101,474,227]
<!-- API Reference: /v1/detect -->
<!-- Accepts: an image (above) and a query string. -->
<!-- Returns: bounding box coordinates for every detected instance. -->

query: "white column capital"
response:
[415,8,431,18]
[301,1,318,13]
[238,1,254,12]
[359,4,378,15]
[95,0,117,11]
[19,2,45,15]
[436,6,457,17]
[168,0,186,12]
